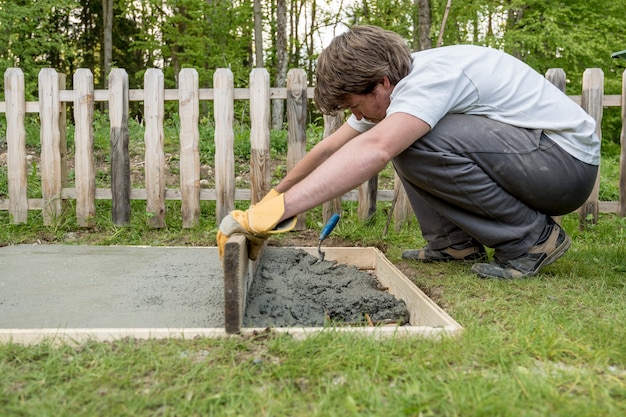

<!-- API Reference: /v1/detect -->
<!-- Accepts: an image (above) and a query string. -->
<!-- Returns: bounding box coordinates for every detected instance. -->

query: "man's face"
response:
[343,79,393,123]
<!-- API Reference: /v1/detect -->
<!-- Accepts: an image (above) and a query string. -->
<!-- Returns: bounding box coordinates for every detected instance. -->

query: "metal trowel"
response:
[316,213,340,263]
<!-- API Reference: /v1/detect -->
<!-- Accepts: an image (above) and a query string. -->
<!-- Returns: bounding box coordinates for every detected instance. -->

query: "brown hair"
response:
[314,25,412,115]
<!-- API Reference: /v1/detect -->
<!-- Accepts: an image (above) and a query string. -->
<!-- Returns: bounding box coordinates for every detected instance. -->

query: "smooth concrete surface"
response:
[0,245,224,329]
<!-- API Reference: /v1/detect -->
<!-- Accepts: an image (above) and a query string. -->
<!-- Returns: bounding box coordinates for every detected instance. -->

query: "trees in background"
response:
[1,0,625,138]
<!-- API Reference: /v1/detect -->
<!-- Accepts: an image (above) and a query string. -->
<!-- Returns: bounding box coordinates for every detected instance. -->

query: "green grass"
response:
[1,119,625,415]
[0,209,625,416]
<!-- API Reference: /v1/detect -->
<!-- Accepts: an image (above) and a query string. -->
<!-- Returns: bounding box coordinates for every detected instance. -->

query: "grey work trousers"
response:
[392,114,598,260]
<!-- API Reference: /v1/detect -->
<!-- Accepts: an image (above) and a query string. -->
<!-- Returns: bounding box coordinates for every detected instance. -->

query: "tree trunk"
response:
[253,0,264,67]
[437,0,453,47]
[272,0,288,130]
[102,0,113,88]
[416,0,432,51]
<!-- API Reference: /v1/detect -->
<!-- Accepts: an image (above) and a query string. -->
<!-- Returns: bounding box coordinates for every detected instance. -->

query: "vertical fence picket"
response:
[58,73,68,191]
[179,68,200,228]
[393,174,412,231]
[579,68,604,228]
[618,70,626,217]
[249,68,271,205]
[545,68,566,92]
[2,67,625,227]
[73,69,96,227]
[5,69,28,224]
[144,69,166,228]
[545,68,567,225]
[322,114,343,223]
[214,68,235,224]
[358,176,378,221]
[39,69,62,226]
[286,69,307,230]
[109,68,131,225]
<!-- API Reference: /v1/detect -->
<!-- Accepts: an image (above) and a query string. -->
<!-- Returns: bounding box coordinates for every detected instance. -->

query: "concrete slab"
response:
[0,244,223,328]
[0,244,464,344]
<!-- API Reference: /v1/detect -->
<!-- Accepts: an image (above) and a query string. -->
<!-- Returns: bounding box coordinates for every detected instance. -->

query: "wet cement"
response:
[1,245,408,330]
[0,245,224,328]
[244,248,409,327]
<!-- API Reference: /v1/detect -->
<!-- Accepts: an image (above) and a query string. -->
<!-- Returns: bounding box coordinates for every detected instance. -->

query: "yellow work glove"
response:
[217,192,296,260]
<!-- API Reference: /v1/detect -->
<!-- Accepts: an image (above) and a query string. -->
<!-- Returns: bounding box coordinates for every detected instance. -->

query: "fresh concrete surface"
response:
[0,245,224,329]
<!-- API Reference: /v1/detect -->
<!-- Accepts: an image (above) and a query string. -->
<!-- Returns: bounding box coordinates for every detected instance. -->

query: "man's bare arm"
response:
[282,112,431,218]
[274,122,360,193]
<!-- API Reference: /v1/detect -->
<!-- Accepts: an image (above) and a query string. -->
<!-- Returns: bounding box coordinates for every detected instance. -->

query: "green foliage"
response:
[0,0,78,99]
[154,0,254,89]
[346,0,417,44]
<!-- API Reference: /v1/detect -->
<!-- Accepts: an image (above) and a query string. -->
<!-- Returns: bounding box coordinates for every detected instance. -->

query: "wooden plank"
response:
[249,68,271,204]
[291,246,463,333]
[545,68,566,225]
[73,69,96,227]
[322,113,343,222]
[0,246,463,344]
[223,234,250,334]
[286,69,308,229]
[358,176,378,220]
[144,68,166,228]
[214,68,235,224]
[545,68,566,92]
[39,69,62,226]
[109,68,131,225]
[372,248,461,330]
[58,74,68,191]
[5,68,28,224]
[618,70,626,217]
[579,68,603,228]
[0,324,458,345]
[393,172,412,231]
[179,68,201,228]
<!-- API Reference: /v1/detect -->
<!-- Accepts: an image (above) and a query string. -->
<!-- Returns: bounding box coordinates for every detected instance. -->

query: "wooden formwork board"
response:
[1,244,462,345]
[222,234,250,334]
[289,247,463,336]
[223,243,463,336]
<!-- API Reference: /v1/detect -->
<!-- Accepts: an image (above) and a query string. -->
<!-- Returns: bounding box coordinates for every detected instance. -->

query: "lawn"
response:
[1,208,625,416]
[1,118,625,415]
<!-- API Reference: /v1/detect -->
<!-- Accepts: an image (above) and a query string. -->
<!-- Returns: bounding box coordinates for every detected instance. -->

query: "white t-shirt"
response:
[347,45,600,165]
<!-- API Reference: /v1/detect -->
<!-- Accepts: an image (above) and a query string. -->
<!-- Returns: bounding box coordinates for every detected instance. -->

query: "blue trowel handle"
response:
[319,214,340,241]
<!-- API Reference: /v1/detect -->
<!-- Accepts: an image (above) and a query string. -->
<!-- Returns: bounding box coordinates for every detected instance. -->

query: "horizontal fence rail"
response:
[1,67,625,231]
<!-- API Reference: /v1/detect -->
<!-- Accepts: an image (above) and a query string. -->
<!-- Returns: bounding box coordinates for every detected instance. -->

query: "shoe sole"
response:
[401,250,487,263]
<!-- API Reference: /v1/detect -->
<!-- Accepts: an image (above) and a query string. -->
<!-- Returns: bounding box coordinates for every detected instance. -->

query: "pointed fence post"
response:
[286,69,307,230]
[144,68,166,228]
[393,173,412,231]
[179,68,200,228]
[73,69,96,227]
[109,68,131,225]
[58,73,68,194]
[5,68,28,224]
[39,69,63,226]
[545,68,566,225]
[579,68,603,229]
[618,70,626,217]
[214,68,235,225]
[249,68,271,205]
[322,114,343,223]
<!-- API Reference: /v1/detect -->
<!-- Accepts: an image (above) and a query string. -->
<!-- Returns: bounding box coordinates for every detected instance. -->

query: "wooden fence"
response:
[1,67,625,230]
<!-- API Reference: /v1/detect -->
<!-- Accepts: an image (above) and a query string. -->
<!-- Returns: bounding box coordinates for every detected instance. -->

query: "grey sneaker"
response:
[402,239,487,263]
[471,218,571,279]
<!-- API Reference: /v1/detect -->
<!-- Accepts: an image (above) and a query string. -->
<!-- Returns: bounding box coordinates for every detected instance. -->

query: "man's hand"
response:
[217,192,296,260]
